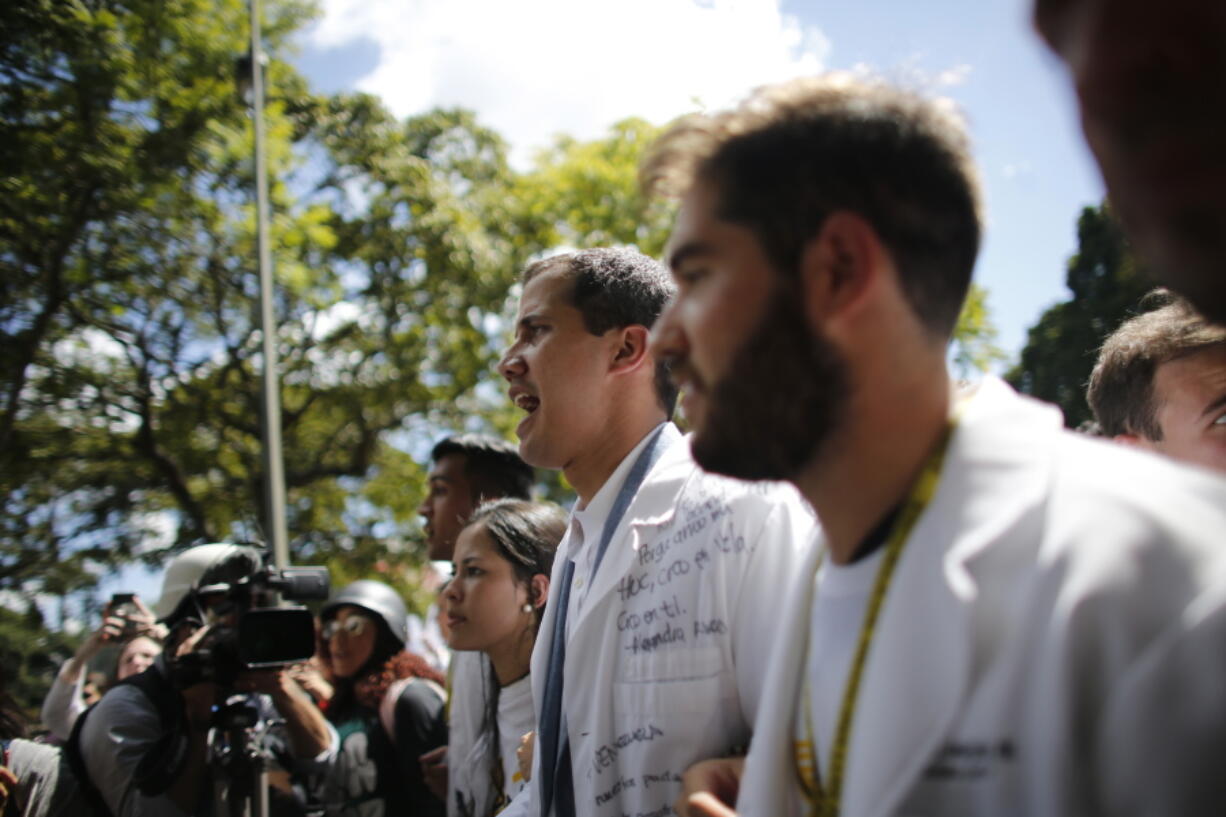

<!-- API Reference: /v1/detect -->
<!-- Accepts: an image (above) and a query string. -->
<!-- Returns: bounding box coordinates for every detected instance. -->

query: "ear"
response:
[529,573,550,609]
[1112,433,1155,451]
[609,324,653,376]
[799,211,889,334]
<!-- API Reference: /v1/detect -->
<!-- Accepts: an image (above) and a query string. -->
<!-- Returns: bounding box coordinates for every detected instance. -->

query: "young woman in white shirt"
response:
[444,499,564,817]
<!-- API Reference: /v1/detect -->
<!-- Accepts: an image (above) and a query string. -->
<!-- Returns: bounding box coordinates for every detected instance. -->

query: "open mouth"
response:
[514,393,540,414]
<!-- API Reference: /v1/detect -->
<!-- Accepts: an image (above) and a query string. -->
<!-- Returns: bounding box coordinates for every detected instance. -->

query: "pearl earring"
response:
[522,603,533,614]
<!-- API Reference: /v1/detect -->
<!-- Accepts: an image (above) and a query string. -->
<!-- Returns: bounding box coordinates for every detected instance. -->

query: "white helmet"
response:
[153,543,264,620]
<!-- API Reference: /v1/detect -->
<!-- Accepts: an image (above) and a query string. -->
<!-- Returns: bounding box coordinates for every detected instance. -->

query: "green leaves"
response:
[1007,204,1153,428]
[514,117,674,256]
[951,283,1006,377]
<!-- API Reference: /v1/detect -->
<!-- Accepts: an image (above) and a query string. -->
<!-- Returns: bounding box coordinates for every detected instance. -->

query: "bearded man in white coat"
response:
[644,75,1226,817]
[495,247,814,817]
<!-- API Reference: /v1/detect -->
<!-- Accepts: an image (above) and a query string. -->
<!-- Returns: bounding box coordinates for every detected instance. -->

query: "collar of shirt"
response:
[569,421,668,572]
[565,421,669,628]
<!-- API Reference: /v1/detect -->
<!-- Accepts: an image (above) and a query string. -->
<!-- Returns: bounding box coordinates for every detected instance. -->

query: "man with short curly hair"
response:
[497,246,813,817]
[1088,291,1226,474]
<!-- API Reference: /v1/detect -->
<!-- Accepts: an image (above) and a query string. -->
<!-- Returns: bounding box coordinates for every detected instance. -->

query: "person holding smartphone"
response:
[39,593,164,741]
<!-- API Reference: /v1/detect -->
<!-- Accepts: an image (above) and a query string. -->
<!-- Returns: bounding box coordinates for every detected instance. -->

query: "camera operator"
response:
[72,544,336,817]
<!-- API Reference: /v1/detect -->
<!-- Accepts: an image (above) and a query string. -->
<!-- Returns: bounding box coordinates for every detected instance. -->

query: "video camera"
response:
[169,551,330,689]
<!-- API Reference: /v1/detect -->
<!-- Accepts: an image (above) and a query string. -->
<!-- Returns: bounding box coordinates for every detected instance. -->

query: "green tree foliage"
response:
[1007,204,1153,428]
[0,604,80,725]
[1,0,303,600]
[0,0,532,617]
[952,283,1005,377]
[515,118,674,256]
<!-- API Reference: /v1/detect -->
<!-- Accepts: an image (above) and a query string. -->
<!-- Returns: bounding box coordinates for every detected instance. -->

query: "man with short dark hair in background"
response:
[415,433,535,817]
[1088,291,1226,473]
[645,74,1226,817]
[496,247,813,817]
[421,434,535,563]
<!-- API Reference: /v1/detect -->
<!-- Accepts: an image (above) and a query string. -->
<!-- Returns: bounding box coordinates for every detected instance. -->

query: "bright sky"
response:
[93,0,1105,612]
[294,0,1105,367]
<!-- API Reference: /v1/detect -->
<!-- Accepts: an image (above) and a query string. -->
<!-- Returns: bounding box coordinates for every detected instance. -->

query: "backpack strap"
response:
[124,667,190,797]
[65,697,113,817]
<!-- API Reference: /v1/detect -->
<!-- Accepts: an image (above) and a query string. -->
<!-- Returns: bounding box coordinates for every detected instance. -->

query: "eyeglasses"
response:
[322,616,371,640]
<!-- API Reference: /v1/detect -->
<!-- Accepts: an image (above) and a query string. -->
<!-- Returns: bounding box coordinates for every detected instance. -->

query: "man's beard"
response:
[689,286,850,481]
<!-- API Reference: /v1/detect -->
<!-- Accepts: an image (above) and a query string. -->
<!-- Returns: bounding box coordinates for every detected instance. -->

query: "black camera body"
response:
[169,558,330,689]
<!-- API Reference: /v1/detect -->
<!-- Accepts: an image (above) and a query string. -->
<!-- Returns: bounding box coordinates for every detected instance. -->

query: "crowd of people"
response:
[5,3,1226,816]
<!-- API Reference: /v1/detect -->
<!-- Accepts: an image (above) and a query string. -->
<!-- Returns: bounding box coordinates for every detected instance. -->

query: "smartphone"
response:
[111,592,140,634]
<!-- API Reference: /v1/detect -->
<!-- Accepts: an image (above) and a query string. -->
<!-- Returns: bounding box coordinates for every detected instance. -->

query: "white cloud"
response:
[932,63,973,88]
[1002,161,1033,179]
[305,0,830,165]
[849,57,973,91]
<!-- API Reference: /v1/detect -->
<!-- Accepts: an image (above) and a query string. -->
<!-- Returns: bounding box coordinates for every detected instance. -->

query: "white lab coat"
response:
[737,376,1226,817]
[508,428,815,817]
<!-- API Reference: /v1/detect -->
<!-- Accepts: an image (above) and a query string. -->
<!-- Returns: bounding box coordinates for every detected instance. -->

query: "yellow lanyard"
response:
[793,415,959,817]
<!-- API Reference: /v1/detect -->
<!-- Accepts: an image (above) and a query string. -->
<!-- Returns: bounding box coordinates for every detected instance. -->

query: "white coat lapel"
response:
[567,434,692,640]
[843,377,1059,817]
[530,518,579,711]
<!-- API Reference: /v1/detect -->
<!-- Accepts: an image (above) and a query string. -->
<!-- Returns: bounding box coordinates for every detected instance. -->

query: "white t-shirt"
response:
[803,549,884,781]
[451,665,537,817]
[497,674,535,803]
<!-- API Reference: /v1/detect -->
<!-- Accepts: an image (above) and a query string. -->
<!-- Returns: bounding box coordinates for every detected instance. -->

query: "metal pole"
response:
[250,0,290,568]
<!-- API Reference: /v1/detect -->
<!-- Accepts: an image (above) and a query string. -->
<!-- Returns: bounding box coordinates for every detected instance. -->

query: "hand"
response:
[0,762,17,817]
[235,667,290,695]
[419,745,448,801]
[173,624,220,730]
[173,621,210,659]
[95,615,126,645]
[126,595,166,640]
[516,730,534,782]
[684,792,739,817]
[287,661,333,704]
[234,668,331,760]
[79,606,125,653]
[674,756,744,817]
[65,605,134,678]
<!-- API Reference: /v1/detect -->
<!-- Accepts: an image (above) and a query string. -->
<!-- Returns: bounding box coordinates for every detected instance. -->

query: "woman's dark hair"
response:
[465,498,565,623]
